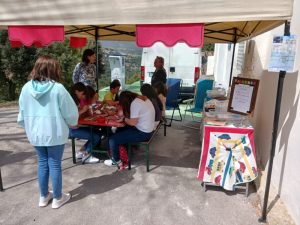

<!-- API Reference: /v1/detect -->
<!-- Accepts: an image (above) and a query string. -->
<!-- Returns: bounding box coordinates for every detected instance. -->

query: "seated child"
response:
[69,82,101,163]
[103,79,121,106]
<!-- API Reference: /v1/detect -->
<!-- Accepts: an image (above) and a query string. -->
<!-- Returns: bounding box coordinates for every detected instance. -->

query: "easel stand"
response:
[202,182,250,197]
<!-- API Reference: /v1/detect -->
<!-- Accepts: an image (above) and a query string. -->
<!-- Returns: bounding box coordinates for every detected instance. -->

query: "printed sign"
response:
[268,35,297,72]
[228,78,259,115]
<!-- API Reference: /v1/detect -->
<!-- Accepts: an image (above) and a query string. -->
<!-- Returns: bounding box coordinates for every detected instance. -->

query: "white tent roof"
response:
[0,0,294,43]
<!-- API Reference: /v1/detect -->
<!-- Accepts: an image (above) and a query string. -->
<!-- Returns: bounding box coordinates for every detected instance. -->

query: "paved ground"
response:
[0,106,294,225]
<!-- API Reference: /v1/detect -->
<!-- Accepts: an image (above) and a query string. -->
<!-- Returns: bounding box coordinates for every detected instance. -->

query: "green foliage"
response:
[0,30,106,101]
[126,73,140,84]
[125,54,141,84]
[36,41,82,89]
[101,49,141,87]
[0,30,38,100]
[94,42,105,77]
[203,43,215,52]
[98,74,111,89]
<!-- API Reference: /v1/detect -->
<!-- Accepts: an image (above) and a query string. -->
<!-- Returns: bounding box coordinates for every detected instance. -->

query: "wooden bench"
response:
[128,121,166,172]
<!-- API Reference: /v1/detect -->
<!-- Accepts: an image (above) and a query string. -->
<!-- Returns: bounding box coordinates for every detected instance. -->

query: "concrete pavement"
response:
[0,106,294,225]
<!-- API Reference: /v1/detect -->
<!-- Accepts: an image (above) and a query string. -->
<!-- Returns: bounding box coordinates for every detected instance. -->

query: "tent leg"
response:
[259,20,290,223]
[95,27,99,91]
[228,28,237,86]
[0,168,3,191]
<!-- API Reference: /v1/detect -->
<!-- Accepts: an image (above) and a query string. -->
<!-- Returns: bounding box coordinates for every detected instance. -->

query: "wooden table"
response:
[71,114,125,164]
[78,114,125,128]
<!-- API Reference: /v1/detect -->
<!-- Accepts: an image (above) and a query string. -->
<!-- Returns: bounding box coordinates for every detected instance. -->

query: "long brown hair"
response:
[29,55,62,82]
[140,83,163,111]
[119,91,138,118]
[85,85,96,104]
[70,82,87,105]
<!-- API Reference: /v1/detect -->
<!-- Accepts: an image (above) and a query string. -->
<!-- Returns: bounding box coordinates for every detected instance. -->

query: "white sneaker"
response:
[104,159,121,167]
[83,155,100,164]
[81,153,90,163]
[76,151,85,159]
[81,153,98,164]
[39,191,53,207]
[52,193,71,209]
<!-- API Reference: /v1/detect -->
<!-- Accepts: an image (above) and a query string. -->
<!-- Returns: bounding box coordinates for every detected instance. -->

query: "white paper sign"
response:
[231,84,254,113]
[268,35,297,72]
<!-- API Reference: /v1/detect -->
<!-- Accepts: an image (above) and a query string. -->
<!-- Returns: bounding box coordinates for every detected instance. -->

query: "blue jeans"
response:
[69,127,101,153]
[109,126,153,161]
[34,145,64,199]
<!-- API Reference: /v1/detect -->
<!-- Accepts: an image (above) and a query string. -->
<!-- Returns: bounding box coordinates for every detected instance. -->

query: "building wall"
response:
[213,44,232,89]
[214,42,246,90]
[213,1,300,222]
[245,0,300,223]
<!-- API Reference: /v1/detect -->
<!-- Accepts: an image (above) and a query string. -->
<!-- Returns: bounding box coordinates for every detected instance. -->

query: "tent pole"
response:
[95,27,99,91]
[228,28,237,86]
[0,168,3,191]
[259,20,290,223]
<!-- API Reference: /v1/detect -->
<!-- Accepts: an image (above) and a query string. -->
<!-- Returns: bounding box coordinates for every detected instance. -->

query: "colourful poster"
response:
[197,126,257,191]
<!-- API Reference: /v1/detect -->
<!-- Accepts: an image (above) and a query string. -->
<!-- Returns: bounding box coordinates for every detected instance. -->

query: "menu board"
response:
[228,77,259,115]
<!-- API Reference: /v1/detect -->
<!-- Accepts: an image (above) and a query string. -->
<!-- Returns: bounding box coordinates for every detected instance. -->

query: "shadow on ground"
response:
[70,169,136,203]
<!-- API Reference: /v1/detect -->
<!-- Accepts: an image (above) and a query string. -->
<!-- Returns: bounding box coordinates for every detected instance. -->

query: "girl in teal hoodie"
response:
[17,55,79,209]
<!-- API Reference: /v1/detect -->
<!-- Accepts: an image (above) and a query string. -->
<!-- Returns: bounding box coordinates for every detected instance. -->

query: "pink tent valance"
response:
[136,24,204,48]
[69,36,87,48]
[8,26,65,48]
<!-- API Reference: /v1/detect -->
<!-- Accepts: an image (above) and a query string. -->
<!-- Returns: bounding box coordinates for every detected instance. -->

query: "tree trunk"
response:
[8,80,16,101]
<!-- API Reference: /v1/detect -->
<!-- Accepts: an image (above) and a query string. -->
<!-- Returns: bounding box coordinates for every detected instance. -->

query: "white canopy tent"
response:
[0,0,293,25]
[0,0,295,221]
[0,0,294,43]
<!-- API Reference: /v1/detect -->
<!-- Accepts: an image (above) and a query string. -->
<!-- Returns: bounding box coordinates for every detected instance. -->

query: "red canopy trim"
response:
[10,40,45,48]
[136,24,204,48]
[8,26,65,47]
[69,36,87,48]
[10,41,23,48]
